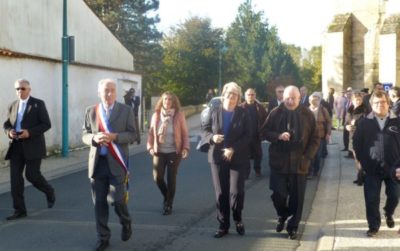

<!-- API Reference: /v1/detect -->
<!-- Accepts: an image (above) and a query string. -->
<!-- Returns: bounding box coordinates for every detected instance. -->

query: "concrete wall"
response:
[0,0,133,71]
[0,57,141,159]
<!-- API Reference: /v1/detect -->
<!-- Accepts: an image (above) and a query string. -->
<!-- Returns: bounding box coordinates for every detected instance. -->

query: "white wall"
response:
[322,32,345,95]
[0,57,141,158]
[0,0,134,71]
[379,34,397,84]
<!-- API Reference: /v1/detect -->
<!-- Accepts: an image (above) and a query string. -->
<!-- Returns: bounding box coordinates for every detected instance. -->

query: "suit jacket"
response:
[301,96,310,107]
[82,102,136,179]
[267,99,280,115]
[3,96,51,160]
[201,105,250,169]
[241,101,268,140]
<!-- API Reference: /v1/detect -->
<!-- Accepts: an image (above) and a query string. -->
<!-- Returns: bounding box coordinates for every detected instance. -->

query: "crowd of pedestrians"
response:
[4,77,400,250]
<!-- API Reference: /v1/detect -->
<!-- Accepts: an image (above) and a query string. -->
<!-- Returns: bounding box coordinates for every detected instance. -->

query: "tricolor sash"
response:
[96,104,129,175]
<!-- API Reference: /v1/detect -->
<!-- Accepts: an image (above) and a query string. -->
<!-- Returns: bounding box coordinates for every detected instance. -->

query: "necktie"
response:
[16,102,26,132]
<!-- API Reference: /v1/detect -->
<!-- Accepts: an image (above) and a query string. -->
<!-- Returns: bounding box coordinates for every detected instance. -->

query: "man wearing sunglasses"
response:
[3,79,55,220]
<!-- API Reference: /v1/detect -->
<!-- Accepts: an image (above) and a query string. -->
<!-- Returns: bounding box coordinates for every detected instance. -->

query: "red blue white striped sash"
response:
[96,104,129,174]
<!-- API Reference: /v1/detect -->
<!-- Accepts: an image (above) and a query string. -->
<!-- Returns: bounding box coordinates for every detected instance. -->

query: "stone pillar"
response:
[322,13,352,96]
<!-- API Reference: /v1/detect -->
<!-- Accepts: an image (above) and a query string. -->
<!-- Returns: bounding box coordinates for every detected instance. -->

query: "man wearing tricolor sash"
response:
[82,79,136,251]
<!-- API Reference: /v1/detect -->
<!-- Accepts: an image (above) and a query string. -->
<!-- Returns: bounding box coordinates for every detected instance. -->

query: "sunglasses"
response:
[15,87,26,91]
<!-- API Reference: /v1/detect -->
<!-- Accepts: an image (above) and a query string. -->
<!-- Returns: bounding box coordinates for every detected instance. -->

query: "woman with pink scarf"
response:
[147,92,189,215]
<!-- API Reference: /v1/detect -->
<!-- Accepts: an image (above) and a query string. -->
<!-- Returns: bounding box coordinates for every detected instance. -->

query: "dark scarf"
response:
[349,104,368,116]
[276,106,303,152]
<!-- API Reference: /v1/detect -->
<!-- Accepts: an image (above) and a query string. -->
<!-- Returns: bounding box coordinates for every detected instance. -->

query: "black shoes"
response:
[121,224,132,241]
[276,217,287,233]
[366,228,378,237]
[287,229,298,240]
[46,191,56,208]
[236,222,245,235]
[94,240,109,251]
[340,148,348,152]
[6,211,27,220]
[385,215,395,228]
[163,206,172,215]
[214,229,229,238]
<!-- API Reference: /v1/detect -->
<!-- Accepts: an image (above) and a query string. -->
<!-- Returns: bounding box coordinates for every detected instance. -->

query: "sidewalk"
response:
[0,114,202,195]
[300,129,400,251]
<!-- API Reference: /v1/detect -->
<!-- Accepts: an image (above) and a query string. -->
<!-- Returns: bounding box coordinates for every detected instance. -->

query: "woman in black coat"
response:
[200,82,250,238]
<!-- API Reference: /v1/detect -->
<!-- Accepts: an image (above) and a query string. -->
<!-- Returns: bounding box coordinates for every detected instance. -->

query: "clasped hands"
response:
[93,132,117,146]
[9,129,30,139]
[212,134,234,161]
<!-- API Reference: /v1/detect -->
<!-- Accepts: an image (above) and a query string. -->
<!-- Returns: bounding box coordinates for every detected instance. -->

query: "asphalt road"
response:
[0,141,319,251]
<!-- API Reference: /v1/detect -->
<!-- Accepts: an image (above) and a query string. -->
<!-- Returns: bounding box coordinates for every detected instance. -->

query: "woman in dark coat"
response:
[200,82,250,238]
[344,92,369,185]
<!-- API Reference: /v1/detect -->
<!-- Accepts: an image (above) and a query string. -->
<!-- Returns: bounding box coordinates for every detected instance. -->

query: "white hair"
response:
[98,78,116,92]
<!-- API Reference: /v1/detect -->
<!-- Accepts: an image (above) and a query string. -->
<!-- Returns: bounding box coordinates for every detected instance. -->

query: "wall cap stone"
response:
[328,13,352,33]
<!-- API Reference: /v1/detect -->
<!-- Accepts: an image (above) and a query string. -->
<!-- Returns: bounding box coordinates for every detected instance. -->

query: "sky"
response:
[158,0,335,49]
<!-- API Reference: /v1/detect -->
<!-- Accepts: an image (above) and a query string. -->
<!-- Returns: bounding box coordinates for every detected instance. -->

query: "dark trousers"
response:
[210,162,245,230]
[9,141,54,213]
[321,138,328,158]
[134,115,140,143]
[152,152,181,208]
[343,128,349,150]
[269,172,307,231]
[91,157,131,241]
[363,174,399,230]
[247,139,263,176]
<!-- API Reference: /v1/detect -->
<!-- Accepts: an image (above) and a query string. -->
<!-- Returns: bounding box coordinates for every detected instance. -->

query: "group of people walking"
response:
[197,83,321,240]
[4,77,400,250]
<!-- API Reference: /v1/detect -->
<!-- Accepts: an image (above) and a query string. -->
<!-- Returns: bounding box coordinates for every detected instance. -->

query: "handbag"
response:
[196,137,209,153]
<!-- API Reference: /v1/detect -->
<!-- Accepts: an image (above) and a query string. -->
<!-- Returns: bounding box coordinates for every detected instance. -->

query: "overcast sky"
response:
[158,0,335,49]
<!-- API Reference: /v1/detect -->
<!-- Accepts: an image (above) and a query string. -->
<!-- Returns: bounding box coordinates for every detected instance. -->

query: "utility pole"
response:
[61,0,69,157]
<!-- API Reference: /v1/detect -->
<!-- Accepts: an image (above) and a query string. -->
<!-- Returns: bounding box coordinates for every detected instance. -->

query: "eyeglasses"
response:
[247,93,255,96]
[15,87,26,91]
[372,101,387,105]
[277,90,284,93]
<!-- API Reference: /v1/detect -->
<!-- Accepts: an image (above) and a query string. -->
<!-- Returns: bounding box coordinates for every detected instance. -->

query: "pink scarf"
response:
[157,108,175,144]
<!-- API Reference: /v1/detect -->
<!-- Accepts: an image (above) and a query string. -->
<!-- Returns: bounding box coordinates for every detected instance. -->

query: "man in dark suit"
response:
[267,85,284,115]
[242,88,268,177]
[3,79,55,220]
[300,86,310,107]
[123,88,141,144]
[82,79,136,251]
